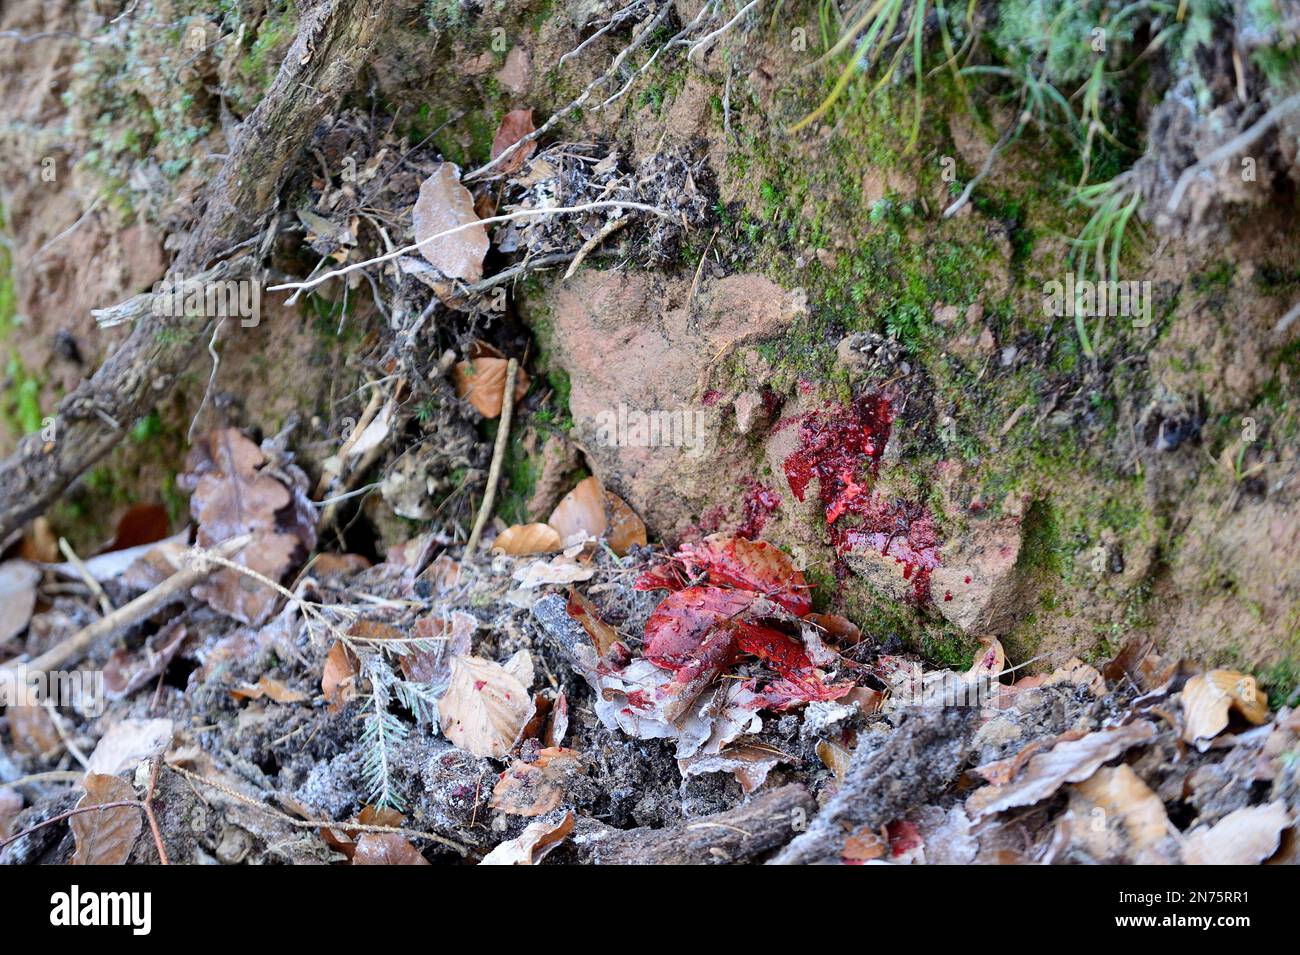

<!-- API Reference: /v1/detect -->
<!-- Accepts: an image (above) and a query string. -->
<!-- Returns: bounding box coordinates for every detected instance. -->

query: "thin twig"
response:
[465,359,519,555]
[57,536,114,615]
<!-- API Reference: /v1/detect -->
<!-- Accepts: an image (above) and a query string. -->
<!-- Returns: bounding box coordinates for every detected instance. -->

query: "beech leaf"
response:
[412,162,489,282]
[71,774,141,865]
[490,108,537,175]
[438,655,536,758]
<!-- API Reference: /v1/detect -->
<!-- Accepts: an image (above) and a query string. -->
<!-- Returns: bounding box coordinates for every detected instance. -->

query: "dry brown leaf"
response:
[805,612,863,646]
[511,554,596,588]
[967,722,1159,818]
[453,354,530,418]
[1182,670,1270,749]
[842,826,888,863]
[19,517,59,562]
[438,655,536,758]
[1045,657,1108,696]
[546,690,569,748]
[967,637,1005,678]
[816,738,852,783]
[0,560,39,645]
[1183,801,1292,864]
[104,622,189,700]
[548,476,607,545]
[604,490,647,555]
[398,610,475,699]
[494,522,563,555]
[7,704,61,757]
[71,774,141,865]
[231,676,309,704]
[412,162,489,281]
[86,718,173,777]
[566,589,621,657]
[490,746,584,816]
[322,640,361,711]
[1067,764,1179,864]
[351,832,431,865]
[490,108,537,175]
[678,742,788,794]
[479,811,574,865]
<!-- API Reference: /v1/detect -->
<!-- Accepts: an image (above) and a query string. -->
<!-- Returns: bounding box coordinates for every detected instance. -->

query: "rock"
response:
[523,270,805,537]
[495,46,532,94]
[931,515,1027,635]
[732,390,768,435]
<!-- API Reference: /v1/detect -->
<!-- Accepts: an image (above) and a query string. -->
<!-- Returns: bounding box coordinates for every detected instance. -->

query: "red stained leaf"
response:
[491,108,537,175]
[642,586,754,678]
[679,535,813,615]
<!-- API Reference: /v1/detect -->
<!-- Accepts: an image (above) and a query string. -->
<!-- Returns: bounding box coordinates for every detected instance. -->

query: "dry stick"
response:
[167,763,468,856]
[465,359,519,555]
[0,0,391,543]
[2,535,250,676]
[1166,92,1300,213]
[58,536,113,615]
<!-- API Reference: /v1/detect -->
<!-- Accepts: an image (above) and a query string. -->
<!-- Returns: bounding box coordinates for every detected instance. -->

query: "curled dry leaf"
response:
[512,554,596,588]
[1182,670,1269,749]
[71,774,141,865]
[604,490,647,555]
[322,640,361,711]
[816,738,852,783]
[548,476,607,545]
[566,589,621,658]
[679,742,788,794]
[412,162,489,282]
[351,833,431,865]
[1183,801,1292,865]
[490,108,537,175]
[438,655,536,758]
[490,746,584,816]
[494,522,563,555]
[967,721,1159,819]
[231,676,309,704]
[546,690,569,747]
[479,811,574,865]
[86,718,174,777]
[1045,657,1108,696]
[1067,764,1179,864]
[805,612,862,646]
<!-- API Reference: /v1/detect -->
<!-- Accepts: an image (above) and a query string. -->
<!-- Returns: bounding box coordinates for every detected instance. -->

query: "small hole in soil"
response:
[163,655,199,691]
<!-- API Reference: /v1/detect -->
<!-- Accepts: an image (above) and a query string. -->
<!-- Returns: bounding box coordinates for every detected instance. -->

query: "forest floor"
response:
[1,0,1299,864]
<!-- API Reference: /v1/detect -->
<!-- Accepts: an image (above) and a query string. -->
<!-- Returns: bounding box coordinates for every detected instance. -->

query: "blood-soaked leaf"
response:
[480,811,574,865]
[322,640,360,711]
[490,746,583,816]
[438,655,535,758]
[753,671,854,711]
[566,589,621,658]
[412,162,489,282]
[642,586,754,678]
[494,522,563,555]
[453,353,530,419]
[231,676,309,704]
[548,476,608,545]
[967,637,1005,679]
[71,774,141,865]
[604,491,646,556]
[732,620,814,673]
[351,833,431,865]
[677,535,812,615]
[491,108,537,175]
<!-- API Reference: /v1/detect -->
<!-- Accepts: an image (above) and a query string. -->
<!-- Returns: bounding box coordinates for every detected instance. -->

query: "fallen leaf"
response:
[438,655,536,758]
[490,746,584,816]
[18,518,58,562]
[967,637,1005,679]
[104,622,189,700]
[86,719,174,777]
[479,811,574,865]
[604,491,647,555]
[1045,657,1108,696]
[511,554,596,588]
[548,476,608,545]
[1182,670,1269,749]
[637,534,812,616]
[7,705,61,757]
[1067,764,1180,864]
[231,676,309,704]
[967,722,1159,818]
[1183,801,1292,865]
[0,560,40,645]
[110,504,171,550]
[453,353,530,419]
[412,162,489,281]
[322,640,361,711]
[816,738,852,783]
[494,522,563,555]
[503,648,535,689]
[397,609,476,709]
[842,826,888,863]
[351,833,431,865]
[679,742,788,794]
[71,774,141,865]
[546,690,569,747]
[490,108,536,174]
[566,589,621,657]
[804,612,862,646]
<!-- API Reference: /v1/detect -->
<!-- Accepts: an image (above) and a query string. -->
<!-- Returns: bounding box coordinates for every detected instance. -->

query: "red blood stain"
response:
[944,591,953,601]
[702,388,723,407]
[737,479,781,539]
[782,394,941,603]
[474,679,486,690]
